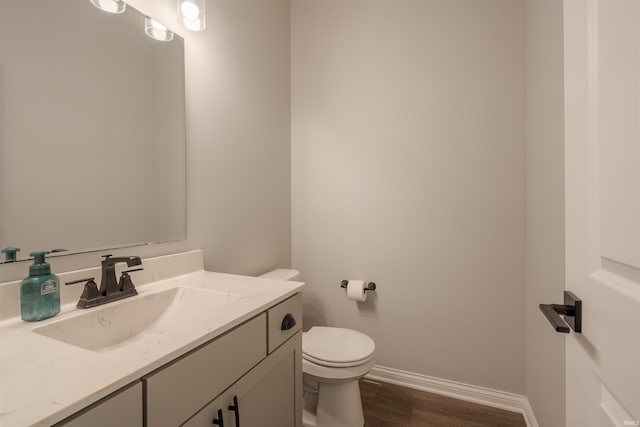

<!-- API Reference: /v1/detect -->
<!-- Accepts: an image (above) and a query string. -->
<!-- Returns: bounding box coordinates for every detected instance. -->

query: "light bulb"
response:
[182,18,205,31]
[177,0,206,31]
[180,1,200,19]
[90,0,126,14]
[145,16,174,42]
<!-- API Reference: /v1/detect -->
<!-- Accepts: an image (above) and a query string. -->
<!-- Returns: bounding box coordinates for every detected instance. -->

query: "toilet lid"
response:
[302,327,375,367]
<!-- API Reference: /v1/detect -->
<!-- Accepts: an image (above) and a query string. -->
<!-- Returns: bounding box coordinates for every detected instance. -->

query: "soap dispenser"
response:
[21,251,60,322]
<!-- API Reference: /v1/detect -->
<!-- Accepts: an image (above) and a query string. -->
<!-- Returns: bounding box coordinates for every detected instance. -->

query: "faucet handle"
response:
[119,268,143,293]
[66,277,102,309]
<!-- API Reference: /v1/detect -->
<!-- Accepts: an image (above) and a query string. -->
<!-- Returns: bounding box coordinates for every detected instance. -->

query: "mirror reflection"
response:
[0,0,187,263]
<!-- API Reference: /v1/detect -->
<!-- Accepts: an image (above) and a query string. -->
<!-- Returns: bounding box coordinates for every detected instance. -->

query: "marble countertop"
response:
[0,270,303,426]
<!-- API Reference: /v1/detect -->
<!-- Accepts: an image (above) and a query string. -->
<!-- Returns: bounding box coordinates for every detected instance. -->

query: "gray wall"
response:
[291,0,527,394]
[525,0,566,424]
[181,0,292,275]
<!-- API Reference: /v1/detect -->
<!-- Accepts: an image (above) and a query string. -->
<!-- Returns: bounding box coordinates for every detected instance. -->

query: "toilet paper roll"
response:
[346,280,367,302]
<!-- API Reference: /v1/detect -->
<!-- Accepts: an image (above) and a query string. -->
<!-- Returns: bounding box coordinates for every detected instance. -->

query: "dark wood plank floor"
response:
[360,380,527,427]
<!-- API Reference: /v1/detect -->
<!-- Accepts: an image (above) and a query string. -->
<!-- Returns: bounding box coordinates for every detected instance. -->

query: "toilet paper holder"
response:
[340,280,377,292]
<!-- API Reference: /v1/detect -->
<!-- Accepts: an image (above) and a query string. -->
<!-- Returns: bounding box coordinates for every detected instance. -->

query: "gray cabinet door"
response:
[183,333,302,427]
[146,314,266,426]
[234,345,296,426]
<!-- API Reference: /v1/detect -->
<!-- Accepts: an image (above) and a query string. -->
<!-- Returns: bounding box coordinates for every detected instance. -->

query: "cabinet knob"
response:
[228,395,240,427]
[212,409,224,426]
[281,313,297,331]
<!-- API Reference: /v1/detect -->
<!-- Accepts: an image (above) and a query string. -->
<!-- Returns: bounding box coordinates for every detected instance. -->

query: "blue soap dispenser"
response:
[21,251,60,322]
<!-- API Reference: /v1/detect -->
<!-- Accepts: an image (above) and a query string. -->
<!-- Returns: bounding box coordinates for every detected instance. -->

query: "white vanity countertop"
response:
[0,270,303,427]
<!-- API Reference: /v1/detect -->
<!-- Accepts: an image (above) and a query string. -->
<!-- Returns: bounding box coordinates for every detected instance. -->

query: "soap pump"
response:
[20,251,60,322]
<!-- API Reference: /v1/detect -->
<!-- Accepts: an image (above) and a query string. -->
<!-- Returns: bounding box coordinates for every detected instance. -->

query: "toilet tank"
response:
[259,268,300,281]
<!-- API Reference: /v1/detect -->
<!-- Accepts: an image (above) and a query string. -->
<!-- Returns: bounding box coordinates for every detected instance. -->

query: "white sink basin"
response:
[33,287,241,351]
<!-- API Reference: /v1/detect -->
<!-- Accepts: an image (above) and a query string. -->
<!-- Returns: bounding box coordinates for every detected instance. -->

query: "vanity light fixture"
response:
[89,0,126,14]
[145,16,175,42]
[177,0,206,31]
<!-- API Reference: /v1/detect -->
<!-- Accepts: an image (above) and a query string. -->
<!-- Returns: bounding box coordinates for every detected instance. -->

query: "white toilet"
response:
[302,326,375,427]
[259,269,376,427]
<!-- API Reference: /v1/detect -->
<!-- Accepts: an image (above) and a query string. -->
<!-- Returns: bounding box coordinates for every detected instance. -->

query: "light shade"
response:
[145,16,174,42]
[89,0,126,14]
[177,0,206,31]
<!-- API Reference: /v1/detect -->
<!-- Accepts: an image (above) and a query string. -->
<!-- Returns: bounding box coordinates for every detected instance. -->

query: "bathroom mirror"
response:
[0,0,186,263]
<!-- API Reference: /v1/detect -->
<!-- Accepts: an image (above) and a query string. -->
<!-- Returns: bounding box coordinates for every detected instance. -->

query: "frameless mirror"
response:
[0,0,186,263]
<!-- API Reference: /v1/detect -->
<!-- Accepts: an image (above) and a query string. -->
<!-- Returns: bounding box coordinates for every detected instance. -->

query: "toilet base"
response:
[302,379,364,427]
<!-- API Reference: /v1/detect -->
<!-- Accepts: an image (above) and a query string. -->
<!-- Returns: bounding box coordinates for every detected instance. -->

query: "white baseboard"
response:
[365,365,539,427]
[522,398,540,427]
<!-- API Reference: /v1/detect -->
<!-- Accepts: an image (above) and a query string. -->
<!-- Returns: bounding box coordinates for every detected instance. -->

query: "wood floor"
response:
[360,380,527,427]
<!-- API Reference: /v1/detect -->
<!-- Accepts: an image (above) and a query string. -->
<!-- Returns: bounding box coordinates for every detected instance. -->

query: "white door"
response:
[564,0,640,426]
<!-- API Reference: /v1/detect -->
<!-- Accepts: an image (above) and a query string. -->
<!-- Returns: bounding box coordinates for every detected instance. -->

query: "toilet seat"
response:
[303,352,374,368]
[303,327,375,368]
[302,356,376,383]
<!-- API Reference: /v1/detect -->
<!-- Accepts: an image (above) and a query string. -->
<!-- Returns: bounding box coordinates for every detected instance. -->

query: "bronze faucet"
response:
[100,255,142,296]
[65,255,143,309]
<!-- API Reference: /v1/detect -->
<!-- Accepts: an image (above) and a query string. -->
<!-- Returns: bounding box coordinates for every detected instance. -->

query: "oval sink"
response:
[33,287,240,351]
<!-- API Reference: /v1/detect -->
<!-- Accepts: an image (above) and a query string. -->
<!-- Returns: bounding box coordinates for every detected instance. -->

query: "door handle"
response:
[539,291,582,333]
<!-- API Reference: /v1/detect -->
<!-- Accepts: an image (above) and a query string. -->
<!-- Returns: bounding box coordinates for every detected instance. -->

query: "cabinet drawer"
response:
[145,314,266,427]
[267,293,302,353]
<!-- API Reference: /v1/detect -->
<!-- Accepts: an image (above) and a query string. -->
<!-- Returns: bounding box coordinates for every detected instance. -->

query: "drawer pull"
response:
[228,396,240,427]
[212,409,224,426]
[281,313,297,331]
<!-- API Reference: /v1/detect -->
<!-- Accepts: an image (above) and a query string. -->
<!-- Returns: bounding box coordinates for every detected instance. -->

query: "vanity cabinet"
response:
[146,293,303,427]
[53,293,302,427]
[55,382,142,427]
